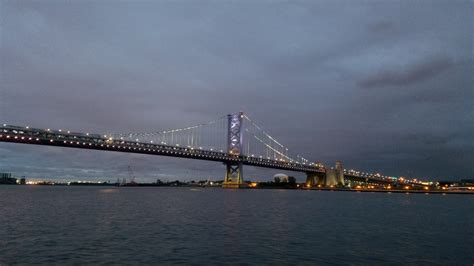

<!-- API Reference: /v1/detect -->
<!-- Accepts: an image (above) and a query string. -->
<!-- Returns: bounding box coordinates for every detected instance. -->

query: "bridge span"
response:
[1,113,398,188]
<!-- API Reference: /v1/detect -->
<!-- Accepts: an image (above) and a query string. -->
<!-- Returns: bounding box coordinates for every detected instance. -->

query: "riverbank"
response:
[304,187,474,195]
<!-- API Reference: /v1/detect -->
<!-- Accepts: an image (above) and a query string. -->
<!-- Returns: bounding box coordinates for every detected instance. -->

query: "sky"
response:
[0,0,472,182]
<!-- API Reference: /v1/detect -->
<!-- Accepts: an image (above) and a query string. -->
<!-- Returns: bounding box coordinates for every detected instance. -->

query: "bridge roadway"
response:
[343,173,393,185]
[0,125,325,174]
[1,124,398,185]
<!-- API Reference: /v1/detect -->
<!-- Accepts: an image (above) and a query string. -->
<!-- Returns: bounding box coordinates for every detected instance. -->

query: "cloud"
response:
[358,56,453,89]
[368,21,396,34]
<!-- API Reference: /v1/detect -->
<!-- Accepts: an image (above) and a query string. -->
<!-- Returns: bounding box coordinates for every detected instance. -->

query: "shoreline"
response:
[1,184,473,194]
[304,187,474,195]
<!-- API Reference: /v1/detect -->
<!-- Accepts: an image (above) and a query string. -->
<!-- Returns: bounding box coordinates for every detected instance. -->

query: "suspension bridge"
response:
[1,112,396,188]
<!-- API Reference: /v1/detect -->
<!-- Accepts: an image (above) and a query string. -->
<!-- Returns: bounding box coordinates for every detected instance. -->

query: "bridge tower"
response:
[222,112,246,188]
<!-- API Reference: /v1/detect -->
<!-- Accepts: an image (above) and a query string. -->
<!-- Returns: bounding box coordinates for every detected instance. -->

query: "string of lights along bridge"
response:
[1,112,408,188]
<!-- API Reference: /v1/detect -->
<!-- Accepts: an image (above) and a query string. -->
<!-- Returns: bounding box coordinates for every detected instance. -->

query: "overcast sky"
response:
[1,0,472,182]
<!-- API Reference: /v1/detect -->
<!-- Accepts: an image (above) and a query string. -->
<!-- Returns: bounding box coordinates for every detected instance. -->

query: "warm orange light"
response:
[424,186,429,190]
[404,186,410,190]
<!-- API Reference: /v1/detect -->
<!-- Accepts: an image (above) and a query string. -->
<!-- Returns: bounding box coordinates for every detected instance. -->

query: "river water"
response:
[0,186,473,265]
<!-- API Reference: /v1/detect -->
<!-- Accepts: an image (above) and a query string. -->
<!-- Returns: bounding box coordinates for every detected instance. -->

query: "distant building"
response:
[460,179,474,186]
[0,173,11,178]
[0,173,17,185]
[20,178,26,185]
[274,173,289,183]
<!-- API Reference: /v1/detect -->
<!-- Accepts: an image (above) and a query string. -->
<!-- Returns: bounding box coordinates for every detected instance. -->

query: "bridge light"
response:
[86,133,89,136]
[50,139,53,142]
[26,126,29,129]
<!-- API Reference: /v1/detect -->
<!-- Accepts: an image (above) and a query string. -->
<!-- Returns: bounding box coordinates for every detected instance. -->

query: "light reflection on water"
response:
[99,188,119,193]
[0,186,473,265]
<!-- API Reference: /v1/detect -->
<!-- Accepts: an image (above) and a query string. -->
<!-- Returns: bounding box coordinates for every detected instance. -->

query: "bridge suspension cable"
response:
[110,113,313,165]
[242,115,311,164]
[110,115,229,152]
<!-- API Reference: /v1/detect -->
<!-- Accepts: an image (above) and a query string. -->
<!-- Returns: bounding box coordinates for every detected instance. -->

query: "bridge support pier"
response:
[223,162,245,188]
[306,161,345,187]
[306,172,325,187]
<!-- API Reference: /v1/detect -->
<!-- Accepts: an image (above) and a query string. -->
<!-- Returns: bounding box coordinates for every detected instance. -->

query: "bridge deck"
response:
[0,125,325,174]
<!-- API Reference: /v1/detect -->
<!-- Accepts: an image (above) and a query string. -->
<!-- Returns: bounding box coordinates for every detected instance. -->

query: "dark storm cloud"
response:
[368,21,396,34]
[358,56,453,89]
[1,0,472,181]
